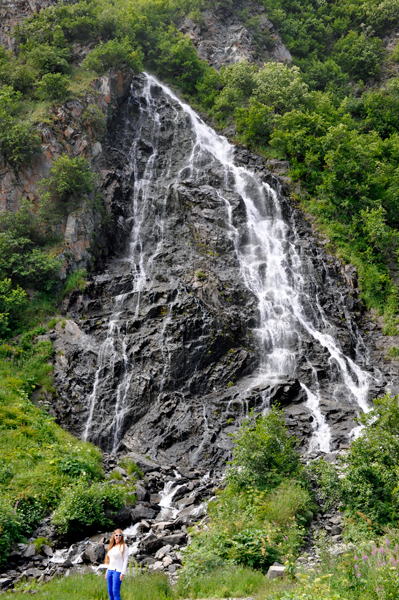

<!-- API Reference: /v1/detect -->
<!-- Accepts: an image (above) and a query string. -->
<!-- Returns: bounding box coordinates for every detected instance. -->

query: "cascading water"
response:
[81,72,374,455]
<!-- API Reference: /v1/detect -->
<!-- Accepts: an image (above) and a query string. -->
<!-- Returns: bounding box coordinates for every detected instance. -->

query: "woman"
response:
[104,529,129,600]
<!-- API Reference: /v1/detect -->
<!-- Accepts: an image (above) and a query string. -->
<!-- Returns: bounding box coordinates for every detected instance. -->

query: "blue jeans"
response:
[107,569,122,600]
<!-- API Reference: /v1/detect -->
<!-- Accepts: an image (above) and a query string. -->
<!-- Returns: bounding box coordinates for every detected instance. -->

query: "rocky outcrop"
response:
[2,455,217,590]
[179,2,292,70]
[0,68,133,274]
[0,0,65,50]
[45,73,397,469]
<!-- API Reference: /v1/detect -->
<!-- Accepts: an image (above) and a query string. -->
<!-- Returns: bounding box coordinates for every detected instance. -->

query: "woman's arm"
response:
[121,545,129,578]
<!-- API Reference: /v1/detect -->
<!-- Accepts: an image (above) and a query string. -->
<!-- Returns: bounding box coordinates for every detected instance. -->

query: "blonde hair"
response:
[105,529,125,564]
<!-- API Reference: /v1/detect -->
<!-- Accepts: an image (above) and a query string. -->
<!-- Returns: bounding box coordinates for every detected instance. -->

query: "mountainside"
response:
[2,0,399,597]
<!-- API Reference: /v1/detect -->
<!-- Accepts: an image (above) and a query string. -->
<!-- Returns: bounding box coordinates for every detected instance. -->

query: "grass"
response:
[61,269,87,298]
[0,327,103,553]
[8,572,174,600]
[176,566,268,598]
[5,568,290,600]
[68,67,98,96]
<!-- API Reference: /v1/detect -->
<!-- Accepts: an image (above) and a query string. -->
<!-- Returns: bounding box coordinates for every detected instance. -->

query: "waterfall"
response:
[83,72,372,455]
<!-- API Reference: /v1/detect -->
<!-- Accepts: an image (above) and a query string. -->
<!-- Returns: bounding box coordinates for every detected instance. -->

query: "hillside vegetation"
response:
[6,397,399,599]
[1,0,399,591]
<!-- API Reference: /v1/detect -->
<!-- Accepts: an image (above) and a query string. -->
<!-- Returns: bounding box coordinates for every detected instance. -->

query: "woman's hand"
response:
[120,574,124,581]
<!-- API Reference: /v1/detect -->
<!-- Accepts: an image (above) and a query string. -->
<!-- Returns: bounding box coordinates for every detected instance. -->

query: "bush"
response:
[36,73,70,101]
[0,279,28,339]
[226,407,301,490]
[119,458,144,478]
[25,43,70,76]
[340,393,399,528]
[333,31,385,81]
[52,478,129,533]
[61,269,87,298]
[82,37,142,74]
[38,154,96,219]
[235,100,274,147]
[252,63,309,114]
[0,232,61,293]
[0,495,20,565]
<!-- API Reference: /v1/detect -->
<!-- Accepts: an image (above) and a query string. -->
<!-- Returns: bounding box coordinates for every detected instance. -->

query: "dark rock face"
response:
[50,72,395,468]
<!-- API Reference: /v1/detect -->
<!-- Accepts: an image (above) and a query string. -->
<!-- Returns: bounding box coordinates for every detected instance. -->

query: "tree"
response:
[226,407,301,490]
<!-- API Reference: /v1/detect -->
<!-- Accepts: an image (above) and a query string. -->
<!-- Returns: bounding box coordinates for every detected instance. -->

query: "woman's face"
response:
[114,533,123,544]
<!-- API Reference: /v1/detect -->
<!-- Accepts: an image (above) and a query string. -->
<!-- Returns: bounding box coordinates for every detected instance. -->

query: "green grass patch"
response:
[7,572,174,600]
[61,269,87,298]
[176,565,267,598]
[68,66,97,97]
[0,328,103,563]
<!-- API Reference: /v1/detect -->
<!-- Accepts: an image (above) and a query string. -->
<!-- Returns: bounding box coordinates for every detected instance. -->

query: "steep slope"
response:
[49,74,394,468]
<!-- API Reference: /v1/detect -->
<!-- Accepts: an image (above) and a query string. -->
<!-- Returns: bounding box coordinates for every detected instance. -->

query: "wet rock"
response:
[82,544,106,565]
[135,484,149,502]
[23,545,36,559]
[0,578,12,590]
[113,506,132,528]
[131,505,156,523]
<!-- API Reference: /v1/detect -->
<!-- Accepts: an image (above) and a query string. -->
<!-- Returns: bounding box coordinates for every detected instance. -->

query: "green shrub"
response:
[52,478,128,533]
[252,63,309,114]
[25,43,70,76]
[81,104,107,138]
[235,100,274,148]
[0,233,61,293]
[340,393,399,528]
[333,31,385,81]
[119,458,144,478]
[36,73,70,101]
[226,407,301,490]
[0,494,20,565]
[38,154,96,219]
[387,346,399,358]
[33,537,50,554]
[0,279,28,339]
[0,86,42,169]
[61,269,87,298]
[82,38,142,74]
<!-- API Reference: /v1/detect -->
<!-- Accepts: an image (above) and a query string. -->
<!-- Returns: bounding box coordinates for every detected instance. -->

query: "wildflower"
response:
[354,564,359,570]
[354,555,359,560]
[362,556,369,561]
[357,572,361,578]
[386,539,390,545]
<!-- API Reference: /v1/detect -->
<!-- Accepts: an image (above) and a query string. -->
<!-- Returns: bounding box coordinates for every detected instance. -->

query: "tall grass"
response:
[176,565,266,598]
[8,572,174,600]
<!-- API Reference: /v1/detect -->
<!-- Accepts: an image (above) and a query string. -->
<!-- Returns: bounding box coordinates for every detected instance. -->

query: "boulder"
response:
[0,578,12,590]
[113,505,132,528]
[135,484,148,502]
[42,545,53,557]
[160,533,187,547]
[266,565,285,579]
[123,452,159,474]
[131,504,156,523]
[82,544,106,565]
[23,544,36,558]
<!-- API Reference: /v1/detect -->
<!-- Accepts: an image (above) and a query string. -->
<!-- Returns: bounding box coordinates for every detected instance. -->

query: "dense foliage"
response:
[179,408,313,586]
[52,477,132,533]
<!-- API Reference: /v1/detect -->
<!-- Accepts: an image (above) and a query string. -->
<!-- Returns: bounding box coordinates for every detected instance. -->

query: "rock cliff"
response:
[46,73,398,470]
